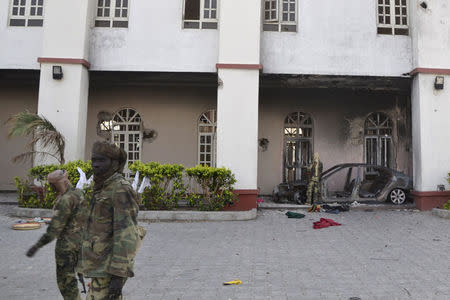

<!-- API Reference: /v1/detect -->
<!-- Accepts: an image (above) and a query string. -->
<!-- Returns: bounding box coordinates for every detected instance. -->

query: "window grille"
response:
[263,0,297,32]
[9,0,44,27]
[110,108,142,177]
[283,112,313,183]
[364,112,393,168]
[95,0,129,28]
[377,0,408,35]
[183,0,218,29]
[198,109,217,167]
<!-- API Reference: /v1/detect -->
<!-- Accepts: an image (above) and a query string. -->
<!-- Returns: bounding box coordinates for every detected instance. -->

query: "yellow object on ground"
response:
[223,279,243,285]
[12,222,41,230]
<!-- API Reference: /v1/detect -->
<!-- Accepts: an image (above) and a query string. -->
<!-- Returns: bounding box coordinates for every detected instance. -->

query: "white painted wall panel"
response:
[261,0,412,76]
[0,0,42,69]
[1,0,413,75]
[88,0,219,72]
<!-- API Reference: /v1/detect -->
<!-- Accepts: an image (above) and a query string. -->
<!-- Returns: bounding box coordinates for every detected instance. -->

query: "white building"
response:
[1,0,449,210]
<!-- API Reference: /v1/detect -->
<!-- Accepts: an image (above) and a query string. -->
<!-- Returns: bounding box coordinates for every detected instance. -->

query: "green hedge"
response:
[129,162,237,211]
[15,160,92,208]
[15,160,237,211]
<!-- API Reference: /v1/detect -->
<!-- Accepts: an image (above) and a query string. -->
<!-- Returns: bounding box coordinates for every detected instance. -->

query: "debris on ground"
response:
[351,201,362,207]
[308,204,321,212]
[285,211,305,219]
[313,218,341,229]
[322,204,350,214]
[223,279,242,285]
[12,222,41,230]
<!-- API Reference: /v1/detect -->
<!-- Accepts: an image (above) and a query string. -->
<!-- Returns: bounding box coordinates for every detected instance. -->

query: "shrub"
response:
[185,165,237,211]
[129,161,186,210]
[15,160,92,208]
[444,200,450,210]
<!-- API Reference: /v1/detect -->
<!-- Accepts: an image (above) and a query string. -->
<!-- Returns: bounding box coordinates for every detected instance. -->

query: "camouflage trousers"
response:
[87,275,127,300]
[55,239,82,300]
[306,179,320,204]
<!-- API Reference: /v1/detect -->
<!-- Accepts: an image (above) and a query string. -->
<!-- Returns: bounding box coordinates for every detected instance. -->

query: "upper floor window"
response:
[183,0,218,29]
[9,0,44,27]
[377,0,408,35]
[95,0,128,28]
[263,0,297,32]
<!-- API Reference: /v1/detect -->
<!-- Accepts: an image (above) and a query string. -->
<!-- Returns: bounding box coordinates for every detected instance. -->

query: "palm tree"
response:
[6,111,65,164]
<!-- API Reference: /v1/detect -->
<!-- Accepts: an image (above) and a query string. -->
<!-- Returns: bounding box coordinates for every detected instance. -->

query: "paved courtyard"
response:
[0,202,449,300]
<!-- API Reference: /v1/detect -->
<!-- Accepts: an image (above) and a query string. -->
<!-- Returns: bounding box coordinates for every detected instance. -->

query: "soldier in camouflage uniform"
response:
[26,170,87,300]
[306,153,323,204]
[78,141,145,300]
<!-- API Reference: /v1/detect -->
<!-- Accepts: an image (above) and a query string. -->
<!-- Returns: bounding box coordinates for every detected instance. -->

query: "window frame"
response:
[95,0,129,28]
[197,109,217,167]
[376,0,409,35]
[101,108,142,177]
[183,0,219,30]
[263,0,297,32]
[283,111,313,183]
[364,112,394,168]
[9,0,44,27]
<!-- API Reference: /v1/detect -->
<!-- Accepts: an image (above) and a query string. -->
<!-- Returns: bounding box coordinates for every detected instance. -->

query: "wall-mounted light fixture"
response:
[52,66,63,80]
[434,76,444,90]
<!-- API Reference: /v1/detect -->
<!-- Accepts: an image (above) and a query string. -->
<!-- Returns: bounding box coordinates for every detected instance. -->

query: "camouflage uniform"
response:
[32,187,86,300]
[306,158,323,204]
[78,172,141,300]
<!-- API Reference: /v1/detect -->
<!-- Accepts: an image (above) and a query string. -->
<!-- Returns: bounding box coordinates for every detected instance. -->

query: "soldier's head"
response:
[48,169,70,195]
[313,152,320,162]
[91,141,127,178]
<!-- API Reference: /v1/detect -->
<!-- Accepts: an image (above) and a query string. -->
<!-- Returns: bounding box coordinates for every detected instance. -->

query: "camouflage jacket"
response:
[79,173,140,278]
[35,187,86,250]
[307,161,323,180]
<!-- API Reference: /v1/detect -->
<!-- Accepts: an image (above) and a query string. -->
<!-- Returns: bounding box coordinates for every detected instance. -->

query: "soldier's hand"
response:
[108,275,125,299]
[26,245,39,257]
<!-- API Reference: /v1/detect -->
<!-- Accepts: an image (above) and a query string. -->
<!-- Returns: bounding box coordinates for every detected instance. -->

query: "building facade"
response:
[1,0,449,209]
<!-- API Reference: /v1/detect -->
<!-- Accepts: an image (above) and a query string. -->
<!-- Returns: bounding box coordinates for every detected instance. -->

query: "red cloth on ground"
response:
[313,218,341,229]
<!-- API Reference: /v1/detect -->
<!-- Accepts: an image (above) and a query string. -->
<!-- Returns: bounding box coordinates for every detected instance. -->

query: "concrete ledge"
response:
[138,208,257,221]
[14,207,53,218]
[13,207,257,221]
[431,208,450,219]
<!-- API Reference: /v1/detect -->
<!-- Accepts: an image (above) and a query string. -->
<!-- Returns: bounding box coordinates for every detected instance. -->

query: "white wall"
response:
[410,0,450,68]
[0,0,42,69]
[262,0,412,76]
[1,0,413,76]
[89,0,219,72]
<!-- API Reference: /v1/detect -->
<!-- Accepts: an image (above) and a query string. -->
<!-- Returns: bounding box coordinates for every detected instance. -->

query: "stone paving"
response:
[0,202,449,300]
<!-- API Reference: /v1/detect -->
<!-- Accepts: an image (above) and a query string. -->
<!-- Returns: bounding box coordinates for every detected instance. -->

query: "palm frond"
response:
[12,151,61,164]
[6,111,66,164]
[6,111,43,138]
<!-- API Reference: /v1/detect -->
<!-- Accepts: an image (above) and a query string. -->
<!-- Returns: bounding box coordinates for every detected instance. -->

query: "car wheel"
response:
[389,188,406,205]
[272,190,280,203]
[293,191,302,204]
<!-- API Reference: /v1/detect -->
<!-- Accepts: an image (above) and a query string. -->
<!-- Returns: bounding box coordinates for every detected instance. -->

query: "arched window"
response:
[103,108,143,175]
[283,112,313,183]
[198,109,217,167]
[364,112,393,168]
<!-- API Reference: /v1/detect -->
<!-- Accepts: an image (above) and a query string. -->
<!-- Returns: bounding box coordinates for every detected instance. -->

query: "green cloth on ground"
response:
[285,211,305,219]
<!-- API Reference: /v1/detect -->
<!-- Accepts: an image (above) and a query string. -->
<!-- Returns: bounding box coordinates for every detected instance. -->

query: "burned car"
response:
[320,164,413,204]
[273,163,412,205]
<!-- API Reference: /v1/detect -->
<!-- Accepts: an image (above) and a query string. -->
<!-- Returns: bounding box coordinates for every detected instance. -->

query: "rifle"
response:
[78,273,86,294]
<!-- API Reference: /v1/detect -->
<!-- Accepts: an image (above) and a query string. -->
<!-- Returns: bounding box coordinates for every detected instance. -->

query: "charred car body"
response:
[273,163,412,205]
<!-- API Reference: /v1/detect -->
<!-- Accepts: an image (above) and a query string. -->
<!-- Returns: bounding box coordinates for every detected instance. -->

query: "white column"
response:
[216,0,261,190]
[410,1,450,191]
[36,0,94,163]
